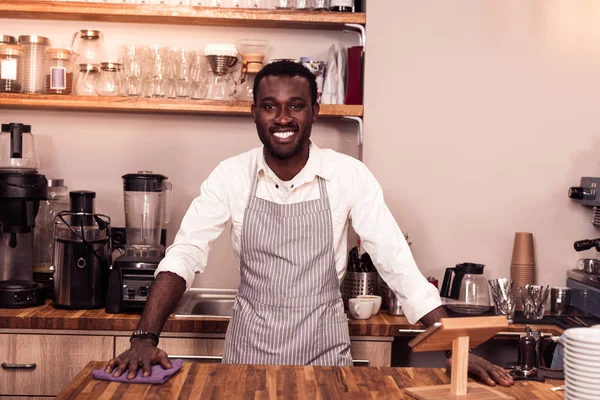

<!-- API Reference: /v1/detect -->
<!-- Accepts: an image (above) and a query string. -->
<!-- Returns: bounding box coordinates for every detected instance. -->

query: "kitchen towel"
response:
[91,359,184,384]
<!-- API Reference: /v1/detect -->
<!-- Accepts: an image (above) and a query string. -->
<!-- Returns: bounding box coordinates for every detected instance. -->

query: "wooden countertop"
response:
[0,301,563,336]
[57,361,564,399]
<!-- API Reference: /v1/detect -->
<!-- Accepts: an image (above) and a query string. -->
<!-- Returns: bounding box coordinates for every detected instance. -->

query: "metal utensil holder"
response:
[342,271,379,307]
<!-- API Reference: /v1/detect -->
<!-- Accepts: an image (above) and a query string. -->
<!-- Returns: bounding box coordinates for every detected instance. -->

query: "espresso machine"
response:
[105,172,171,314]
[567,177,600,318]
[52,191,111,309]
[0,123,47,308]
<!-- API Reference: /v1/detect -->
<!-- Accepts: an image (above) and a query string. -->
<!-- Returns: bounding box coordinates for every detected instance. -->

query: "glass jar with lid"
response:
[0,35,17,45]
[0,44,22,93]
[18,35,51,94]
[46,48,73,95]
[75,63,100,96]
[96,62,123,97]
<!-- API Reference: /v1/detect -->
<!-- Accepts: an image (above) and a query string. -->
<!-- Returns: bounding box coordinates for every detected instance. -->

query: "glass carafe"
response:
[70,30,106,65]
[122,172,172,258]
[456,273,491,315]
[0,123,39,171]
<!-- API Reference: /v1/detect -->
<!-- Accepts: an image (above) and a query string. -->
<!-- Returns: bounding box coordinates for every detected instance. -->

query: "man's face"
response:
[252,75,319,160]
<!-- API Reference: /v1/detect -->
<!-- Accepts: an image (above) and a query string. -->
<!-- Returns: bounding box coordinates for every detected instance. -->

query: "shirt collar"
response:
[256,141,332,183]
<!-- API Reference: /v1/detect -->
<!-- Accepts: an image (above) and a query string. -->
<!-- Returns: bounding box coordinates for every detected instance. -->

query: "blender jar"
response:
[122,172,171,258]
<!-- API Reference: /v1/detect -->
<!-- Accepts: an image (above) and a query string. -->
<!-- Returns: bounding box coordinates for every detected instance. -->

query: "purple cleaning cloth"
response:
[92,359,184,384]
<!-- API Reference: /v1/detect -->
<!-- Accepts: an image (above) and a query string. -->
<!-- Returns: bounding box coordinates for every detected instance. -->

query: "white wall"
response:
[0,18,359,288]
[364,0,600,286]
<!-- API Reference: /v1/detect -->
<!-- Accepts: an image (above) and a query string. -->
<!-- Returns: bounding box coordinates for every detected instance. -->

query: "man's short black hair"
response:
[253,60,318,105]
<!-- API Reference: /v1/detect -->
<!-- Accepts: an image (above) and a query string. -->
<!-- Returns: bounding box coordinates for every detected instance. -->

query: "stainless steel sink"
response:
[174,288,237,318]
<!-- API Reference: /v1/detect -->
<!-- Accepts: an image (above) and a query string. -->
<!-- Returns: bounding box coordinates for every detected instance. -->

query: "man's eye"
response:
[262,104,275,110]
[290,104,305,110]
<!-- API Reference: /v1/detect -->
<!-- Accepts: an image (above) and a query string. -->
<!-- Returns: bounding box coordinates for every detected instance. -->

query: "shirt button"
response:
[291,184,294,188]
[275,184,279,189]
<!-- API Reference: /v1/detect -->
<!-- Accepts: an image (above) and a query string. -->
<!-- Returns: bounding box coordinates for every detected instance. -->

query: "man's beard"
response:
[259,130,310,160]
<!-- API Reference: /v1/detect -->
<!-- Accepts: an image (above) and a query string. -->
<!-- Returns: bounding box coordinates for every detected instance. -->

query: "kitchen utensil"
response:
[512,326,545,381]
[551,287,571,315]
[204,44,238,100]
[70,30,106,65]
[18,35,50,94]
[341,270,378,308]
[53,191,111,309]
[387,291,404,315]
[348,298,374,319]
[441,262,486,300]
[235,39,269,101]
[446,271,491,315]
[488,278,518,321]
[357,295,381,315]
[171,47,195,99]
[521,284,550,320]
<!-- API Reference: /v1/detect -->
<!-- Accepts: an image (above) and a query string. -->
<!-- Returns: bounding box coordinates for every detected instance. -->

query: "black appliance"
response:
[440,262,485,300]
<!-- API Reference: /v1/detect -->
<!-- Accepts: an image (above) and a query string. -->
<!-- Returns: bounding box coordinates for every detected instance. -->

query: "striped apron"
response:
[222,170,352,366]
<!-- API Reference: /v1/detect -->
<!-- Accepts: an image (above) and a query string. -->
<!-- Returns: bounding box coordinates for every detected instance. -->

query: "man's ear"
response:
[312,102,320,123]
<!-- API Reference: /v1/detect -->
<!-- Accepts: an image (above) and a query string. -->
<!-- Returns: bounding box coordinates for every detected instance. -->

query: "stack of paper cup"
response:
[564,327,600,399]
[510,232,536,290]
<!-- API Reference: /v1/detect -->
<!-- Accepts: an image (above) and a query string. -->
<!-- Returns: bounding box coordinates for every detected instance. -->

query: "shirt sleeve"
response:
[154,163,231,289]
[349,163,442,324]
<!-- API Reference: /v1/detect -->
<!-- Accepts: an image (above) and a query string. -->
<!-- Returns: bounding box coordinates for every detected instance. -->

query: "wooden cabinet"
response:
[350,337,393,367]
[115,336,225,364]
[0,333,113,397]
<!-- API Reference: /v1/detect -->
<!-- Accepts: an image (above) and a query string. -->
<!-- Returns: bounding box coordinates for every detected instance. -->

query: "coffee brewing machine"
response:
[0,123,47,308]
[105,172,171,313]
[567,176,600,318]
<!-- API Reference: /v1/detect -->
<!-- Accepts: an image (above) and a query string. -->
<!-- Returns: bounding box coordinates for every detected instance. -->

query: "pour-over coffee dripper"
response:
[235,39,270,101]
[204,44,238,100]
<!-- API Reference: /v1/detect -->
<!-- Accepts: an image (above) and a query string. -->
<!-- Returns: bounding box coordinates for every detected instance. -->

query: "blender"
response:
[235,39,270,102]
[204,44,238,100]
[105,171,171,314]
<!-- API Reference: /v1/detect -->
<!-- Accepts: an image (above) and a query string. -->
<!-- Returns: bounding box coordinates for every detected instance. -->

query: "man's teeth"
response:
[273,131,295,139]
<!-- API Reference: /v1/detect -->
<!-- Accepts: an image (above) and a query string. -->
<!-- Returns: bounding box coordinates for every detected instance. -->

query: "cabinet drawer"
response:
[0,334,113,396]
[350,340,392,367]
[115,337,225,363]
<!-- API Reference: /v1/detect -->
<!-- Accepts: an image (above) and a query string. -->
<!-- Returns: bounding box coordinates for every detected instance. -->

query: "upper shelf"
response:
[0,1,366,30]
[0,94,363,118]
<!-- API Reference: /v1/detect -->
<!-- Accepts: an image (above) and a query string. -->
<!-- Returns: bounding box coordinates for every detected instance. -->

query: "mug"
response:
[577,258,600,274]
[357,295,382,315]
[348,298,374,320]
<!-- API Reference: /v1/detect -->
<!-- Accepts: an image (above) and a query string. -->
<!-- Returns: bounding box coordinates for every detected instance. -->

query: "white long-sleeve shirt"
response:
[156,142,442,324]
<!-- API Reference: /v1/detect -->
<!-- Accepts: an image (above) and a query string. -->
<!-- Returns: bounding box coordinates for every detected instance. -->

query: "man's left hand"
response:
[446,354,515,387]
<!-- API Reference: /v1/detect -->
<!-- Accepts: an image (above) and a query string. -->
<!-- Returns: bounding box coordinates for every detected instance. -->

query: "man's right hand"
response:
[104,337,172,379]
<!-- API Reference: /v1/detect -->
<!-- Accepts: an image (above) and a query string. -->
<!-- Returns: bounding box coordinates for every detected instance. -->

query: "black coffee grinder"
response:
[0,123,47,308]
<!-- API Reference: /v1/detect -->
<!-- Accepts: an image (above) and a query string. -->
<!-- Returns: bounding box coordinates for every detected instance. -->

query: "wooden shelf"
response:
[0,1,365,29]
[0,94,363,117]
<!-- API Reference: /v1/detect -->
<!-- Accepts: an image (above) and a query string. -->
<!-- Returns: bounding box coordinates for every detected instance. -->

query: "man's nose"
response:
[274,108,293,125]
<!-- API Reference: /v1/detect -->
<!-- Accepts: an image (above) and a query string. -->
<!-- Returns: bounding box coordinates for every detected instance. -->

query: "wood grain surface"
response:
[0,301,563,336]
[0,94,363,118]
[0,0,366,29]
[56,362,565,400]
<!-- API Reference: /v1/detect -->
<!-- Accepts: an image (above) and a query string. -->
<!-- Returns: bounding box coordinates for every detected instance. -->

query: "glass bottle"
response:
[46,48,74,95]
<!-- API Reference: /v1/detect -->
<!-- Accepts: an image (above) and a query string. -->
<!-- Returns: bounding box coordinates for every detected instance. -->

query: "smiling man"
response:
[105,61,514,387]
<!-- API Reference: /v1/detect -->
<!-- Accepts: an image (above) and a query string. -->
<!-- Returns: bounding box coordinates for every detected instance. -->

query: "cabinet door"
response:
[115,337,225,363]
[0,334,113,396]
[350,340,392,367]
